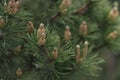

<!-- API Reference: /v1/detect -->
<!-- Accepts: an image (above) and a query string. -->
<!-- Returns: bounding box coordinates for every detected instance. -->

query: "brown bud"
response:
[79,21,88,37]
[8,0,16,8]
[8,0,17,14]
[14,45,22,53]
[16,68,22,77]
[52,47,58,60]
[76,45,81,63]
[107,31,118,40]
[108,2,119,22]
[27,21,34,33]
[0,16,5,28]
[4,3,8,13]
[37,23,45,39]
[114,1,119,7]
[38,33,46,46]
[64,26,71,42]
[83,41,88,59]
[61,9,68,15]
[59,0,71,11]
[16,0,20,8]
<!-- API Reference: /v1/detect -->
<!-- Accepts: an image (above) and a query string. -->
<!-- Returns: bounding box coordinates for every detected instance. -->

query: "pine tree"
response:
[0,0,120,80]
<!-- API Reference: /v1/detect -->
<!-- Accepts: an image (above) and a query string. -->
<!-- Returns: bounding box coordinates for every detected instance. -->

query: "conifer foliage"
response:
[0,0,120,80]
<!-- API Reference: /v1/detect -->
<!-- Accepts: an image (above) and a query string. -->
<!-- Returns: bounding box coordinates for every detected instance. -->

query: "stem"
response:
[50,1,94,22]
[50,12,61,22]
[43,47,53,62]
[89,30,99,34]
[73,1,93,15]
[93,43,106,52]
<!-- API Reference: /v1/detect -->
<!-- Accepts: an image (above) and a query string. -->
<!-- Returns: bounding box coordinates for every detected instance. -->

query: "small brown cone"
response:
[14,45,22,53]
[108,2,119,22]
[16,68,22,77]
[4,3,8,13]
[16,0,20,8]
[107,31,118,40]
[8,0,17,14]
[38,33,46,46]
[27,21,34,33]
[38,38,46,46]
[64,26,71,42]
[61,9,68,15]
[59,0,71,11]
[0,16,5,28]
[76,45,81,63]
[52,47,58,60]
[37,23,45,39]
[79,21,88,37]
[83,41,89,59]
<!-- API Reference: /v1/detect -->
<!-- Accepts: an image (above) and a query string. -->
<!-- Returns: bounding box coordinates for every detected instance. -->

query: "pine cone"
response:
[16,68,22,77]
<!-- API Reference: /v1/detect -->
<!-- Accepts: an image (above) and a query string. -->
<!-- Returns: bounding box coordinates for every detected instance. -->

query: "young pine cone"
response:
[0,16,5,28]
[37,23,45,39]
[16,68,22,77]
[108,2,119,22]
[14,45,22,53]
[27,21,34,33]
[107,31,118,40]
[16,0,20,8]
[52,47,58,60]
[61,9,68,15]
[64,26,71,42]
[4,3,8,13]
[8,0,17,14]
[38,33,46,46]
[76,45,81,63]
[79,21,88,37]
[83,41,89,59]
[59,0,71,11]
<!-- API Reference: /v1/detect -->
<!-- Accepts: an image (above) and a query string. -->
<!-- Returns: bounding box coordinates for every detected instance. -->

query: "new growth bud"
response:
[83,41,89,59]
[16,0,20,8]
[76,45,81,63]
[27,21,34,33]
[38,33,46,46]
[108,1,119,22]
[107,30,118,40]
[14,45,22,53]
[59,0,71,14]
[52,47,58,60]
[114,1,119,7]
[7,0,20,14]
[37,23,45,39]
[59,0,71,10]
[16,68,22,77]
[79,21,88,37]
[4,3,8,13]
[0,16,5,28]
[64,25,71,42]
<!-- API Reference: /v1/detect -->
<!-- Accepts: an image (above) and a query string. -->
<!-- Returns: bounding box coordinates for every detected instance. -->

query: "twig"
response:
[50,12,61,22]
[49,1,94,22]
[73,1,93,15]
[43,47,53,62]
[89,30,99,34]
[93,43,106,52]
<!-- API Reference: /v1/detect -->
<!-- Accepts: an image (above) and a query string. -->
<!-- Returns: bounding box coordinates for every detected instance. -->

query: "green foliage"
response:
[0,0,120,80]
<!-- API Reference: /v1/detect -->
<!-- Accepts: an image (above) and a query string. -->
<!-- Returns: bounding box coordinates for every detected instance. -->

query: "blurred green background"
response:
[99,1,120,80]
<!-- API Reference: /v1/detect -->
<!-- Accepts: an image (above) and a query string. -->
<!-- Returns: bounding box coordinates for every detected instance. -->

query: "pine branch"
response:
[49,12,61,22]
[43,47,53,63]
[73,1,93,15]
[93,43,106,52]
[89,30,99,34]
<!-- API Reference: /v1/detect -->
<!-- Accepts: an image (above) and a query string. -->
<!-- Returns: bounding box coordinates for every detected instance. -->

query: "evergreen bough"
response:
[0,0,120,80]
